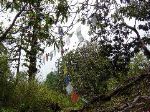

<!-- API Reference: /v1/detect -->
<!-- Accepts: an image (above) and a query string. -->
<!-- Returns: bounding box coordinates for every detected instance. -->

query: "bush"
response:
[0,108,16,112]
[10,80,58,112]
[9,78,83,112]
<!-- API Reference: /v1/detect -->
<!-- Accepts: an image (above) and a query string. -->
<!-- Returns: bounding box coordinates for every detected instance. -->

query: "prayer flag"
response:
[66,83,73,95]
[64,64,67,75]
[46,53,48,61]
[71,91,79,103]
[43,55,45,64]
[76,26,84,42]
[58,26,64,36]
[91,14,97,26]
[49,52,53,61]
[64,75,71,85]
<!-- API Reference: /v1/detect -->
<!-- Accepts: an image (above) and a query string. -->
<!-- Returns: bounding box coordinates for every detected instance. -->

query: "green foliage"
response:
[0,0,70,81]
[0,108,16,112]
[56,0,69,23]
[106,52,149,91]
[58,42,150,102]
[128,52,150,77]
[0,52,15,107]
[11,81,56,111]
[0,0,150,111]
[1,71,83,111]
[10,80,83,111]
[59,43,115,99]
[45,71,60,91]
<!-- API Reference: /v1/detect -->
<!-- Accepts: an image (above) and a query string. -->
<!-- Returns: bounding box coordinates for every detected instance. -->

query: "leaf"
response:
[6,2,12,9]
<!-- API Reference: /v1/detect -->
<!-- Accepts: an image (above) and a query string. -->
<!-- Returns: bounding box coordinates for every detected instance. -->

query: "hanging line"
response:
[58,25,80,103]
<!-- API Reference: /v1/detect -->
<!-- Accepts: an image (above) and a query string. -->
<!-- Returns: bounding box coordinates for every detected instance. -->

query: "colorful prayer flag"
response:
[64,75,71,85]
[64,64,67,75]
[71,91,79,103]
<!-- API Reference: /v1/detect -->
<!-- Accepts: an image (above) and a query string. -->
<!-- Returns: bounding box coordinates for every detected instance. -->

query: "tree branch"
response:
[72,66,150,112]
[115,95,150,112]
[121,23,144,45]
[121,22,150,59]
[0,4,27,43]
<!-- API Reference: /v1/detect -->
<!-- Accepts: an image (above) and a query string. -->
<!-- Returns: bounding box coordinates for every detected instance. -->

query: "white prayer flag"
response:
[66,82,73,95]
[76,26,84,42]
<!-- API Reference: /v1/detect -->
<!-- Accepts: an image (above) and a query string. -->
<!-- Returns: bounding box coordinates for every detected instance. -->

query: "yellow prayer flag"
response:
[64,64,67,75]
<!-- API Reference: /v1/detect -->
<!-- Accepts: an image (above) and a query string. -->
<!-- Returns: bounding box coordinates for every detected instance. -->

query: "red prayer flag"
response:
[46,53,48,61]
[71,91,79,103]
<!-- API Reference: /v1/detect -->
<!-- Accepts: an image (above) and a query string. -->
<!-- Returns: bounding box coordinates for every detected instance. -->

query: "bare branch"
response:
[122,22,150,59]
[0,4,27,42]
[121,23,141,40]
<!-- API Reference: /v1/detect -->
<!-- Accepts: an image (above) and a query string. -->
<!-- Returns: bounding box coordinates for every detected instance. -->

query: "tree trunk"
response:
[28,35,38,81]
[28,37,37,80]
[27,2,41,81]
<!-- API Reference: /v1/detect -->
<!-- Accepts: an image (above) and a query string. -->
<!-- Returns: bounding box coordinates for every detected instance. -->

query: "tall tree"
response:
[59,42,128,99]
[74,0,150,77]
[0,0,69,81]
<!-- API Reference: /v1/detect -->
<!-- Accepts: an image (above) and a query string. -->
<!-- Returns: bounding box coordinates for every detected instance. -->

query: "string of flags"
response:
[58,26,79,102]
[64,64,79,103]
[59,25,87,103]
[42,48,65,64]
[42,51,54,64]
[58,25,85,45]
[42,25,86,103]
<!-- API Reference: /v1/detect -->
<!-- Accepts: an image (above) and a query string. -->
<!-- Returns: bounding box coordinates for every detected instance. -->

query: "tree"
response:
[59,42,128,100]
[65,0,150,110]
[128,52,150,77]
[118,0,150,58]
[70,0,150,80]
[0,0,69,81]
[0,44,14,106]
[45,71,60,91]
